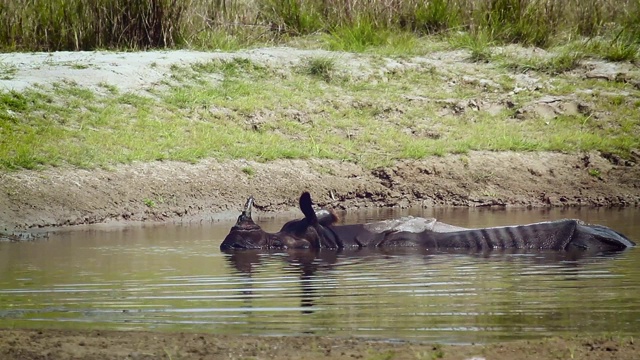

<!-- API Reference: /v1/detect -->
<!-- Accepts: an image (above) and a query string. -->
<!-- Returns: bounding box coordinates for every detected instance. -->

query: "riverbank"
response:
[1,32,639,360]
[1,43,639,232]
[1,151,640,231]
[1,329,637,360]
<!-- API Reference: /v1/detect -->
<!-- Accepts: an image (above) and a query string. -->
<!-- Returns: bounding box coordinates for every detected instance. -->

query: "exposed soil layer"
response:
[1,150,640,232]
[0,329,637,360]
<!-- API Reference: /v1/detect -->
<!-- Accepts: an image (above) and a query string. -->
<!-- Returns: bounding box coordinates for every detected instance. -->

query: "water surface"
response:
[1,207,638,343]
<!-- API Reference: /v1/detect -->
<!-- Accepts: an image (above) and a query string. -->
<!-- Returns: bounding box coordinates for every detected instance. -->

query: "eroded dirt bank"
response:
[1,329,637,360]
[1,150,639,231]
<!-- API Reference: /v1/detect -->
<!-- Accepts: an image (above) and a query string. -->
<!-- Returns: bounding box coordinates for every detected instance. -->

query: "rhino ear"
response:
[299,192,318,224]
[242,196,254,218]
[232,195,256,228]
[316,209,339,226]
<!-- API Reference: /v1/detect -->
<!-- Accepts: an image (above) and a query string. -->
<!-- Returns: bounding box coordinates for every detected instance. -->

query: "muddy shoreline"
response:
[2,152,639,358]
[2,150,639,233]
[1,329,637,360]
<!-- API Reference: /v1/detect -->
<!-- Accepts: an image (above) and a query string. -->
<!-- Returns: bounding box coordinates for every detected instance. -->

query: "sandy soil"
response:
[1,329,638,360]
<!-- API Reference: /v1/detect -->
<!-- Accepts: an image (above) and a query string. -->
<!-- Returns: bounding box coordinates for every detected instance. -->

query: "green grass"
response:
[301,56,336,81]
[0,0,637,54]
[1,46,639,172]
[143,198,156,208]
[259,0,325,35]
[411,0,460,34]
[241,166,256,176]
[449,31,494,62]
[1,0,639,60]
[477,0,557,47]
[581,36,640,62]
[326,17,390,52]
[0,90,30,112]
[588,168,601,177]
[500,50,585,75]
[0,62,18,80]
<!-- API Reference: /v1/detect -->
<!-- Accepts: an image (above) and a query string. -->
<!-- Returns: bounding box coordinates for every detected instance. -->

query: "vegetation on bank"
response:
[0,0,639,171]
[0,0,639,53]
[1,45,639,171]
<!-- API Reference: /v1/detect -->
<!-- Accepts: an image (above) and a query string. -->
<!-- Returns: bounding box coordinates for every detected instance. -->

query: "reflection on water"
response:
[0,207,639,343]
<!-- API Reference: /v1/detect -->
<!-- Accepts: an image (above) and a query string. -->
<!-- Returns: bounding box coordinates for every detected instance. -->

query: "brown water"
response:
[1,207,639,343]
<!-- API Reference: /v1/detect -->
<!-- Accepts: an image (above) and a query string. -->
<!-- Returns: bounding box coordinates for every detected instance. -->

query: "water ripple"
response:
[1,209,639,343]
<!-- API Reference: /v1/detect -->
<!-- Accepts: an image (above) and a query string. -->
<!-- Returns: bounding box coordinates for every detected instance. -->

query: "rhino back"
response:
[431,220,578,250]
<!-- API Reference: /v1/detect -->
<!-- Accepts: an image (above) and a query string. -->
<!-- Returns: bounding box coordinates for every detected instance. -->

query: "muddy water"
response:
[0,207,639,343]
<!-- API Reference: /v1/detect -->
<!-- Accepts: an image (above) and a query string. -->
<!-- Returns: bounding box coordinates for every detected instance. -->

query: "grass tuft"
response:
[479,0,557,47]
[0,91,29,112]
[326,17,390,52]
[0,62,18,80]
[541,51,584,74]
[259,0,324,35]
[599,32,640,62]
[241,166,256,176]
[410,0,460,34]
[301,56,336,81]
[449,31,494,62]
[502,50,584,75]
